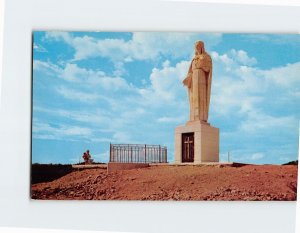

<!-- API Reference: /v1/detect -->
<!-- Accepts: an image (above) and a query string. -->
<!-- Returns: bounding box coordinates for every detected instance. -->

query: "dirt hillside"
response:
[31,164,297,201]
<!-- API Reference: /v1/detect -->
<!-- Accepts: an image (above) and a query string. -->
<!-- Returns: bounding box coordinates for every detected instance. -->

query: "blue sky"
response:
[32,32,300,164]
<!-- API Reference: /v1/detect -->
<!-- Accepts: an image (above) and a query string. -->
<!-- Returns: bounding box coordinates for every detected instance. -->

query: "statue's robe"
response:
[183,52,212,122]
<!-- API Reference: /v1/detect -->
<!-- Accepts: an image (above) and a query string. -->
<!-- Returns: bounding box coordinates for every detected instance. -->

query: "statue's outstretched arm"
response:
[183,61,193,88]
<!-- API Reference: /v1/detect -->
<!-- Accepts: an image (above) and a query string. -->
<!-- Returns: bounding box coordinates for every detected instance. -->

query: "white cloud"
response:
[211,49,257,73]
[138,60,190,107]
[56,86,100,103]
[34,106,111,126]
[33,60,61,75]
[211,50,300,119]
[250,152,265,160]
[229,49,257,66]
[209,49,299,164]
[32,120,92,140]
[241,34,300,46]
[33,57,193,147]
[162,60,170,68]
[34,60,132,93]
[240,110,297,133]
[60,63,92,82]
[227,151,267,163]
[90,137,112,143]
[112,132,132,143]
[33,43,47,53]
[211,52,234,70]
[60,63,131,90]
[93,150,110,162]
[263,62,300,87]
[45,32,223,62]
[157,116,185,123]
[45,31,73,43]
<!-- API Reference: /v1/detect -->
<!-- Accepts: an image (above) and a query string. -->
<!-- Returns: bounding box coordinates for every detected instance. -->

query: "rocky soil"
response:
[31,164,298,201]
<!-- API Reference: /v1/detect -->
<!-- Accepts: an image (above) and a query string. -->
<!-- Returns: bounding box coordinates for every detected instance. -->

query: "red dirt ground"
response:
[31,164,298,201]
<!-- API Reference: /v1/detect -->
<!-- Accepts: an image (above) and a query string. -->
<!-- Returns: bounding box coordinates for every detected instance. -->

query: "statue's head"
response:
[195,41,205,55]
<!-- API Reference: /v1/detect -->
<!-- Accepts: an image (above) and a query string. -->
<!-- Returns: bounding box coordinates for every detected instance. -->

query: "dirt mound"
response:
[31,164,298,201]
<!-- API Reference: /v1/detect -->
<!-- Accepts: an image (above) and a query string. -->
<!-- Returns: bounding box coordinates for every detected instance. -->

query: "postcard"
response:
[31,32,299,201]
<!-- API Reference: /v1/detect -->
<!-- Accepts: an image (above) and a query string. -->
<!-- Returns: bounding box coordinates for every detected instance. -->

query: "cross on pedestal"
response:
[184,137,193,159]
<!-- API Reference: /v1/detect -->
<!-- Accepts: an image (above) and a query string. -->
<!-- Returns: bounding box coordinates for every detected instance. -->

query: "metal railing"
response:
[110,144,167,163]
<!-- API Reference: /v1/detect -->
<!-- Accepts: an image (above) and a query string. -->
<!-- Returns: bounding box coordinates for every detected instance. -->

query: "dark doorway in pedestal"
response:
[182,133,194,162]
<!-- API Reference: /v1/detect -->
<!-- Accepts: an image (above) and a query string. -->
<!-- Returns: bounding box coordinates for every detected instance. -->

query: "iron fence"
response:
[110,144,167,163]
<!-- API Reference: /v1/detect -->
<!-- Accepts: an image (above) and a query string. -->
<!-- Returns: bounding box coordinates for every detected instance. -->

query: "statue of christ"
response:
[183,41,212,123]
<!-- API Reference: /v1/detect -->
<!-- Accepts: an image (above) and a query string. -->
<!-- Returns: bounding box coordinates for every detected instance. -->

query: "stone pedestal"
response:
[174,121,219,163]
